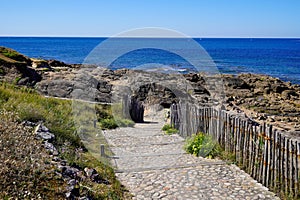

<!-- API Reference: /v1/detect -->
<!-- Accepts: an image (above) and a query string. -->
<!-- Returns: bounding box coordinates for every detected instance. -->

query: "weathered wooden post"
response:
[100,144,105,157]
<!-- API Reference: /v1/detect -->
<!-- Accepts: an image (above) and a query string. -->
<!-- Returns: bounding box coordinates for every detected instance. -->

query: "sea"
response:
[0,37,299,84]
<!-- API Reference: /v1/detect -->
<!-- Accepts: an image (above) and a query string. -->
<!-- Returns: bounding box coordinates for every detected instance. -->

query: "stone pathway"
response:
[103,112,280,200]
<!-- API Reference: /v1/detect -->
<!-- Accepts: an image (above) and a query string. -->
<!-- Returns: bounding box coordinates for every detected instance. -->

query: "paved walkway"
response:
[103,112,279,200]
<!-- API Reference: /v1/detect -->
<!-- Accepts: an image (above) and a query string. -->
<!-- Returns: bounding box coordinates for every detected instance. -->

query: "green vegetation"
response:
[0,82,80,147]
[14,76,22,84]
[0,66,4,75]
[184,132,222,159]
[218,151,236,164]
[99,118,119,129]
[99,117,135,130]
[0,82,130,199]
[162,124,178,135]
[0,46,29,63]
[96,104,134,130]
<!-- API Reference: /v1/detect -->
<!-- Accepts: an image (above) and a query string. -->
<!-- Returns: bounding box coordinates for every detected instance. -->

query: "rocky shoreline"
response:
[1,46,299,134]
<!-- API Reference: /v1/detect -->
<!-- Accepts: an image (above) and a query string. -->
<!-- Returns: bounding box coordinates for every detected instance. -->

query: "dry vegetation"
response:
[0,111,67,199]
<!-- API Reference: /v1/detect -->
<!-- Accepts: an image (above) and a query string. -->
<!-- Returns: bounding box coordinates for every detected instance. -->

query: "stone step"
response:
[114,154,219,171]
[116,161,224,173]
[110,143,184,156]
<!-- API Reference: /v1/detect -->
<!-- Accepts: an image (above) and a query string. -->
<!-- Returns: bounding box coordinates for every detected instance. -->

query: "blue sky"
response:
[1,0,300,37]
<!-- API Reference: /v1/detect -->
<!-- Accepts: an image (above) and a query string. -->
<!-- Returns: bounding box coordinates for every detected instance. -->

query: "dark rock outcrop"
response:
[0,47,41,85]
[223,73,300,131]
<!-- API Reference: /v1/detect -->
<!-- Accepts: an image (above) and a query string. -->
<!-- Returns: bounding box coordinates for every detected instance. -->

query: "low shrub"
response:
[162,124,178,135]
[162,124,172,131]
[99,118,118,130]
[99,117,135,129]
[184,132,221,158]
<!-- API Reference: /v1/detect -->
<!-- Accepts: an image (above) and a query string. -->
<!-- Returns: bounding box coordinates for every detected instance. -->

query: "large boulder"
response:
[36,80,74,98]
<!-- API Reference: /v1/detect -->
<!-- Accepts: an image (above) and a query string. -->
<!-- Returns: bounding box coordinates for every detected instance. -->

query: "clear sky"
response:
[1,0,300,38]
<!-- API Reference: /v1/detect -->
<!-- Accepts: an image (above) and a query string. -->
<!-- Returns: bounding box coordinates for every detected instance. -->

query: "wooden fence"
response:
[170,101,300,198]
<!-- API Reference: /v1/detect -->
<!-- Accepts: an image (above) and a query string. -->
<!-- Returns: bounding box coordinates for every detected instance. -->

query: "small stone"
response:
[40,125,49,132]
[144,186,154,191]
[65,192,71,198]
[43,141,58,155]
[163,186,170,191]
[62,166,79,179]
[152,192,160,197]
[60,160,67,166]
[158,193,167,198]
[84,167,97,178]
[257,194,265,199]
[52,156,61,162]
[224,182,231,187]
[68,179,76,186]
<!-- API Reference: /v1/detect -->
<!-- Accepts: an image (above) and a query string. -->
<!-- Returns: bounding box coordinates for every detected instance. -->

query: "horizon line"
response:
[0,35,300,39]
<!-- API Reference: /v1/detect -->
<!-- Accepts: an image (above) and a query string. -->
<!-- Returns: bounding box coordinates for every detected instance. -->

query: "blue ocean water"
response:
[0,37,299,84]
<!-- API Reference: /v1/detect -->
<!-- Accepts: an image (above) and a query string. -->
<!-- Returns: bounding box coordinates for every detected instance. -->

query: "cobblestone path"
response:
[103,113,279,200]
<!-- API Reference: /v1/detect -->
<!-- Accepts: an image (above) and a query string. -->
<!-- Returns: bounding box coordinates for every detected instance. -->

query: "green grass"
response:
[184,132,222,159]
[0,83,80,147]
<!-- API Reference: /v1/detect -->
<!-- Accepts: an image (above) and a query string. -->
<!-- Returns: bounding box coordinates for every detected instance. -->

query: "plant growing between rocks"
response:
[162,124,178,135]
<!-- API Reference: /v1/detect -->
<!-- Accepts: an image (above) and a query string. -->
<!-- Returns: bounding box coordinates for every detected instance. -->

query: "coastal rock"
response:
[47,59,71,68]
[61,166,80,179]
[84,167,97,178]
[36,80,74,98]
[84,167,110,184]
[282,90,299,100]
[43,141,59,156]
[223,75,251,89]
[32,59,51,70]
[223,73,300,131]
[34,124,55,141]
[0,47,42,85]
[36,131,55,141]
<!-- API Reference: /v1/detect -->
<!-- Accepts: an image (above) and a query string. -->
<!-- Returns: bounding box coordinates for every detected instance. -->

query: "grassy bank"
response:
[0,82,131,199]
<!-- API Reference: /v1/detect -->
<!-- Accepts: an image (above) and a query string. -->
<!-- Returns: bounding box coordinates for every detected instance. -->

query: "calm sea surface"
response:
[0,37,299,84]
